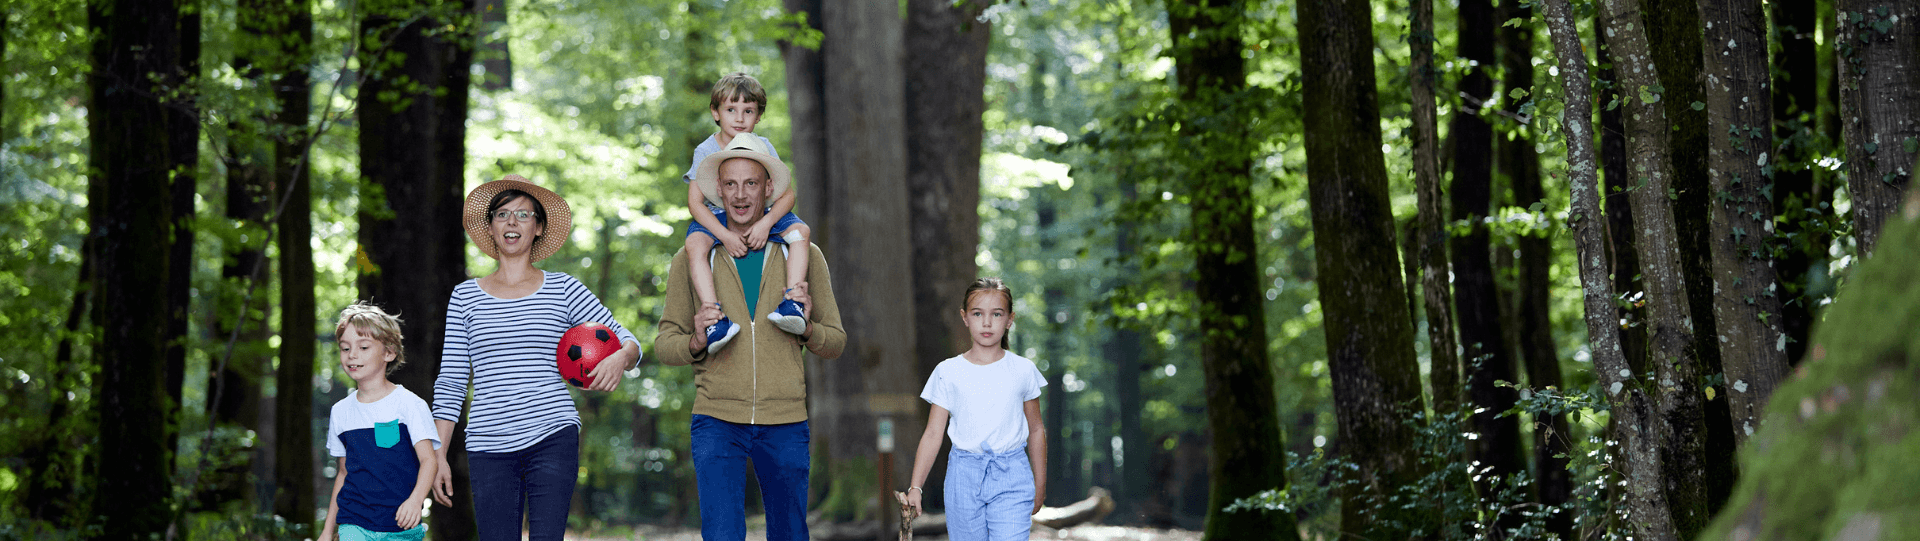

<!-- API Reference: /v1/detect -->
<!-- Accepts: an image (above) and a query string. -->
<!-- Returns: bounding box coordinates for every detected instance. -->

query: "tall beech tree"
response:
[1448,1,1523,526]
[1298,0,1427,535]
[270,0,318,524]
[1409,0,1461,415]
[1595,18,1648,374]
[1697,0,1788,447]
[1167,1,1295,538]
[1497,6,1570,536]
[1541,1,1676,538]
[87,0,188,535]
[1836,0,1920,256]
[1597,0,1713,535]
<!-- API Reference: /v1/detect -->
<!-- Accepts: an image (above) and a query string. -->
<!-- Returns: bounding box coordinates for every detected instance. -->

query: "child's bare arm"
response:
[905,404,950,519]
[688,183,746,257]
[319,456,347,540]
[396,440,436,529]
[1024,398,1047,515]
[747,185,800,249]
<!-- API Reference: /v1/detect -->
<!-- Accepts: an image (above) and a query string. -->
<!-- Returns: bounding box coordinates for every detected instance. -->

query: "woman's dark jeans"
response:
[468,424,578,541]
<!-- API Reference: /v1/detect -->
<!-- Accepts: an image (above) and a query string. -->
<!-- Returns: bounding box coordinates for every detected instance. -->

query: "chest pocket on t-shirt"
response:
[375,419,401,448]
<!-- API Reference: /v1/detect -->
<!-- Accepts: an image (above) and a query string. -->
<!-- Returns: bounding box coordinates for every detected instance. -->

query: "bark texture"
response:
[1698,0,1789,447]
[1598,1,1714,535]
[1410,0,1461,414]
[1297,0,1427,536]
[1595,22,1649,376]
[1836,0,1920,256]
[87,0,186,535]
[273,0,317,523]
[1168,2,1295,538]
[1540,1,1676,539]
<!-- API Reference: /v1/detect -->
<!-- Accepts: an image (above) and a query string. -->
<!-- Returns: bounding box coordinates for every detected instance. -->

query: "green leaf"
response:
[1639,85,1662,104]
[1904,137,1917,154]
[1509,87,1530,99]
[1504,17,1525,28]
[1690,101,1705,111]
[1865,142,1878,155]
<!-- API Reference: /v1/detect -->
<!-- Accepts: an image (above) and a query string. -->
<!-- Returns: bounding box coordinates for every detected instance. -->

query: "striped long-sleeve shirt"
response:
[434,271,638,453]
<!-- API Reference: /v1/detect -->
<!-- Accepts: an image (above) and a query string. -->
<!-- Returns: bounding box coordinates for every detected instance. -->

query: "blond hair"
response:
[709,72,768,112]
[335,301,406,375]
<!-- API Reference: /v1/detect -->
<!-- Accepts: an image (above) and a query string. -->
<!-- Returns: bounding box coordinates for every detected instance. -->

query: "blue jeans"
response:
[690,414,810,541]
[468,424,578,541]
[944,446,1034,541]
[687,209,806,244]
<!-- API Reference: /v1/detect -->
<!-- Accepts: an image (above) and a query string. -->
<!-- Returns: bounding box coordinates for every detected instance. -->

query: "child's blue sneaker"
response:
[705,317,740,355]
[769,292,808,335]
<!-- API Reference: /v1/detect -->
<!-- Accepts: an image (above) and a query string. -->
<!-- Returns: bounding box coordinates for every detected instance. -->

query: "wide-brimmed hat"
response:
[693,134,792,208]
[463,174,573,263]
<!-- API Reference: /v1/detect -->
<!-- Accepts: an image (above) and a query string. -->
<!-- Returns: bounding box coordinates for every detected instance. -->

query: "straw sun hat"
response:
[463,174,572,263]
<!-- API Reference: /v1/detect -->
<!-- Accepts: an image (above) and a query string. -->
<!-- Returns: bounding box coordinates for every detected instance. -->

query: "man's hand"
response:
[688,303,723,353]
[432,455,454,506]
[786,282,812,323]
[745,221,774,250]
[716,229,749,258]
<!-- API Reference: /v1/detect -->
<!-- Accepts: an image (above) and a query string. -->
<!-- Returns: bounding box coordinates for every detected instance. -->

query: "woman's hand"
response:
[432,454,454,506]
[587,341,637,392]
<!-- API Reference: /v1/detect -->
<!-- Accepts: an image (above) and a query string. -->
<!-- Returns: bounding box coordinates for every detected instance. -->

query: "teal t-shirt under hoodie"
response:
[736,249,765,318]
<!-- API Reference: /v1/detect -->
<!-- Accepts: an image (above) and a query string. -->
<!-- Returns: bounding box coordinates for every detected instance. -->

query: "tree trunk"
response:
[822,0,916,529]
[357,0,474,536]
[1496,6,1571,537]
[1449,3,1524,529]
[1540,3,1679,539]
[475,0,509,91]
[903,0,987,512]
[1167,2,1296,539]
[1771,0,1821,366]
[1296,0,1427,536]
[28,236,93,524]
[166,0,200,465]
[88,0,185,535]
[1597,1,1715,536]
[271,0,318,526]
[1837,0,1920,256]
[1697,0,1790,447]
[1409,0,1460,415]
[1595,22,1649,376]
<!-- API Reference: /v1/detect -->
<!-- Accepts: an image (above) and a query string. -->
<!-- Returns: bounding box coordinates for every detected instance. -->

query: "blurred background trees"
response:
[0,0,1899,539]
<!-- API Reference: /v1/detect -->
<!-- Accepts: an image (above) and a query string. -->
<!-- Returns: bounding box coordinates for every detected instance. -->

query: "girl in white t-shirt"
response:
[904,278,1048,540]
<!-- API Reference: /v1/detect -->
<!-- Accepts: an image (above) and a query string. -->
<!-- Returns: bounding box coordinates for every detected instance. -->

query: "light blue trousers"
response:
[943,446,1035,541]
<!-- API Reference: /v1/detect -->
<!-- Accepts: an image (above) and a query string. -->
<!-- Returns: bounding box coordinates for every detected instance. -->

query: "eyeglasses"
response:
[492,210,537,222]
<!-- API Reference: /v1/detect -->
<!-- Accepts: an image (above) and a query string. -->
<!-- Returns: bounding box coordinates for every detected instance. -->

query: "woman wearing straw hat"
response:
[428,174,641,540]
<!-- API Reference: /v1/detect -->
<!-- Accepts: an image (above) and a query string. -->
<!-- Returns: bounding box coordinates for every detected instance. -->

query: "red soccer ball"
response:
[557,322,618,389]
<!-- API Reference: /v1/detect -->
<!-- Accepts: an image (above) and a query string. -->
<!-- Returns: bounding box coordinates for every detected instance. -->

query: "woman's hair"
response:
[334,301,407,375]
[487,188,547,244]
[964,277,1015,349]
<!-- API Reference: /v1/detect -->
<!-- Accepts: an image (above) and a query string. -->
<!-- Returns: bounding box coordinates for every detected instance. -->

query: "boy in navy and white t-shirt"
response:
[320,302,441,541]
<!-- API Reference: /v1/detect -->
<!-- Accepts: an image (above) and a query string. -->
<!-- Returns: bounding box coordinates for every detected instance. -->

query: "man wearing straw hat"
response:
[656,136,846,540]
[430,174,643,541]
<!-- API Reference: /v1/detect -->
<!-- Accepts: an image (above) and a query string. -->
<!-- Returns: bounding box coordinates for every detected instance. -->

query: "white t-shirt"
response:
[919,352,1047,454]
[327,385,442,458]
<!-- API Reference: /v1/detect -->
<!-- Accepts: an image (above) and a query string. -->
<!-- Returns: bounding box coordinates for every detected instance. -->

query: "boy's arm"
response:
[904,404,950,519]
[688,183,746,257]
[319,456,347,540]
[1025,398,1047,515]
[396,440,436,529]
[746,186,799,249]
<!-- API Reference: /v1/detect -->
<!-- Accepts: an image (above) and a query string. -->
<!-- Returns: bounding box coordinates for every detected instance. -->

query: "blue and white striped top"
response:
[434,271,637,453]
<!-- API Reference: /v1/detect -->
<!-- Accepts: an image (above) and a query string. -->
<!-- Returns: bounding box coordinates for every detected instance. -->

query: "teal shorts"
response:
[340,524,426,541]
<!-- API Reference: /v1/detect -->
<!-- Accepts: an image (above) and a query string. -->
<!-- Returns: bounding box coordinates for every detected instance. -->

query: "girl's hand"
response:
[1032,487,1045,515]
[716,230,748,258]
[745,222,773,250]
[904,489,923,521]
[395,496,424,529]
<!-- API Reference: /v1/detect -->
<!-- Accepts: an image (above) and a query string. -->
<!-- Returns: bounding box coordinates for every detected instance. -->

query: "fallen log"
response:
[1032,486,1115,529]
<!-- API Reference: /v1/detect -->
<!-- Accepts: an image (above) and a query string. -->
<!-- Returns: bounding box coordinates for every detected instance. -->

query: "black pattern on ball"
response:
[595,329,611,342]
[568,345,584,361]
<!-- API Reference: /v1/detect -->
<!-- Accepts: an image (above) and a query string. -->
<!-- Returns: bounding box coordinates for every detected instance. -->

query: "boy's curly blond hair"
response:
[710,72,768,113]
[335,301,406,375]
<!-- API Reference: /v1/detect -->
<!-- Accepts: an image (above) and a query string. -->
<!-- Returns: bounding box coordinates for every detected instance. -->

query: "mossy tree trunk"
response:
[87,0,187,535]
[1697,0,1790,447]
[1497,5,1571,537]
[1836,0,1920,256]
[1597,1,1716,535]
[1595,19,1649,376]
[1297,0,1427,536]
[1165,2,1296,538]
[1409,0,1461,416]
[1541,1,1679,539]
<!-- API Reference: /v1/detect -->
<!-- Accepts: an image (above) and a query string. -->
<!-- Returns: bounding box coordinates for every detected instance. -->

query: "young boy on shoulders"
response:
[320,302,440,541]
[680,72,814,354]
